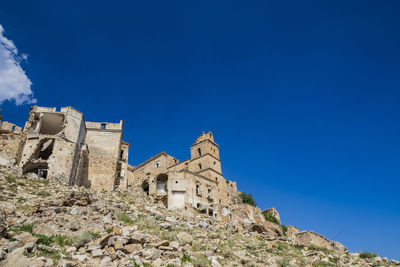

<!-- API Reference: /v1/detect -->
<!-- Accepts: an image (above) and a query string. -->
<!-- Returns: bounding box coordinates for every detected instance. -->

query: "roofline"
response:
[132,151,178,170]
[191,139,219,148]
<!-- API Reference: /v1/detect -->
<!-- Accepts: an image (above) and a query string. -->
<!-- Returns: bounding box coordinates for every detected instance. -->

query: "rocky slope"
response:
[0,166,398,267]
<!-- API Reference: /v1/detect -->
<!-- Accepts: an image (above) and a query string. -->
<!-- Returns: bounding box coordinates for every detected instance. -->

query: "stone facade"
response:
[128,131,240,218]
[0,106,129,191]
[85,121,126,191]
[0,121,24,167]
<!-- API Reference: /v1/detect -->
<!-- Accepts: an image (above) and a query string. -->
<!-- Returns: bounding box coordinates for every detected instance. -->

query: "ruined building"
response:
[128,131,239,218]
[0,106,129,191]
[0,106,240,218]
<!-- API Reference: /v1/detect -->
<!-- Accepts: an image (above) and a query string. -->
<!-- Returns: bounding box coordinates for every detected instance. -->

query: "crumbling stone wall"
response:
[87,155,118,191]
[0,123,25,167]
[85,121,124,191]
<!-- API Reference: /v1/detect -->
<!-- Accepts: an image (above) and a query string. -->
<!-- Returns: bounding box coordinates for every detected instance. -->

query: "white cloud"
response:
[0,24,36,105]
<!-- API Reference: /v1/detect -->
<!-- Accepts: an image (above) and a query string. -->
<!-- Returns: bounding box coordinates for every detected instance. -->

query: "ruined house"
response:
[0,118,24,168]
[18,106,89,185]
[1,105,130,191]
[128,131,239,217]
[85,121,129,191]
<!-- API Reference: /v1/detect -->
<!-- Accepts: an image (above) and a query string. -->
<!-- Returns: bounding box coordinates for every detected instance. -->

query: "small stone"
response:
[70,207,80,215]
[4,241,19,252]
[211,257,221,267]
[165,216,177,223]
[72,254,87,262]
[14,231,38,245]
[155,240,169,248]
[45,258,54,266]
[57,259,72,267]
[148,247,162,260]
[177,232,193,246]
[99,234,113,247]
[66,246,76,254]
[91,248,103,257]
[114,241,123,250]
[160,223,172,230]
[22,242,34,252]
[68,221,80,231]
[154,258,163,267]
[113,226,121,235]
[199,220,209,229]
[0,248,7,260]
[123,244,142,254]
[130,232,145,244]
[159,246,173,251]
[169,241,179,250]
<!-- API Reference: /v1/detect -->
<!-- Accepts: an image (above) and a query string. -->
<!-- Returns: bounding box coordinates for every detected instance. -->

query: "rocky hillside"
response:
[0,166,398,267]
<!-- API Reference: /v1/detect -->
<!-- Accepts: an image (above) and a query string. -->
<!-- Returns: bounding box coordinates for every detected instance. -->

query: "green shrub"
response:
[181,254,192,263]
[239,192,256,206]
[35,233,54,246]
[117,213,133,224]
[308,244,332,254]
[281,225,288,236]
[6,176,16,184]
[18,223,34,233]
[193,255,211,267]
[359,251,378,259]
[262,212,279,224]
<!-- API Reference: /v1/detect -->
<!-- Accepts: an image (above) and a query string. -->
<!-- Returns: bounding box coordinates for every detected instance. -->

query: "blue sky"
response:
[1,0,400,259]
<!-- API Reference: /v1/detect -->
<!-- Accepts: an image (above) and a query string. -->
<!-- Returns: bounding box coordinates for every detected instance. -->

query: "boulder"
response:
[0,247,29,267]
[123,244,142,254]
[177,232,193,246]
[14,232,38,246]
[62,191,93,207]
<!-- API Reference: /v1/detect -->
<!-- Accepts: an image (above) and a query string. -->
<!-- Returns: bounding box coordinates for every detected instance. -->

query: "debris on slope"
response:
[0,168,397,267]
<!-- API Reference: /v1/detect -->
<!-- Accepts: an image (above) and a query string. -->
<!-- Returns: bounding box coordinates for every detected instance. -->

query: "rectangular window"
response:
[101,123,106,129]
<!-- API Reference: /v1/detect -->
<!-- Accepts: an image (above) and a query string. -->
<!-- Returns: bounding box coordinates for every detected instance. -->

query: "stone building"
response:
[18,106,88,186]
[85,121,129,191]
[0,105,129,191]
[129,132,239,216]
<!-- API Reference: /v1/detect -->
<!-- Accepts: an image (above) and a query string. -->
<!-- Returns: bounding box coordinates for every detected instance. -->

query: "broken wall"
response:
[19,106,87,185]
[0,122,25,167]
[85,121,123,191]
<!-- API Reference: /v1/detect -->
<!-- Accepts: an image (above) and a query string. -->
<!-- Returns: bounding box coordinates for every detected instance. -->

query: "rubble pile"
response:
[0,167,398,267]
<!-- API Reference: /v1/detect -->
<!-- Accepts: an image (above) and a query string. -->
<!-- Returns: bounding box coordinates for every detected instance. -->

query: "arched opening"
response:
[142,181,149,196]
[197,148,201,156]
[198,163,202,170]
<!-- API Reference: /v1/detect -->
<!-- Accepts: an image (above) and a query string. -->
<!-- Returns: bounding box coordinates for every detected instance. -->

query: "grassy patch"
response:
[193,254,211,267]
[308,244,332,254]
[311,260,336,267]
[263,212,280,225]
[117,213,133,224]
[359,251,378,259]
[17,223,34,233]
[70,231,101,246]
[181,254,192,263]
[6,176,16,184]
[36,190,51,197]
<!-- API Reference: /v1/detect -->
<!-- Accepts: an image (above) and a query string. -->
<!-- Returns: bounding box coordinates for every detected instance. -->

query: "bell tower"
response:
[190,131,221,174]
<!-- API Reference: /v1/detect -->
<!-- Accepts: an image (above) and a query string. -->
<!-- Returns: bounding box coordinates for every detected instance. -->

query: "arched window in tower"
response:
[199,163,202,170]
[198,148,201,156]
